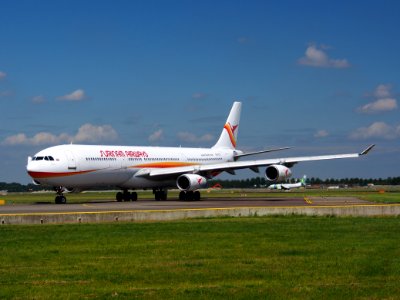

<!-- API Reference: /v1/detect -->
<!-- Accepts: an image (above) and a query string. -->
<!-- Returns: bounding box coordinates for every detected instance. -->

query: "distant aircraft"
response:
[26,101,374,203]
[268,175,307,190]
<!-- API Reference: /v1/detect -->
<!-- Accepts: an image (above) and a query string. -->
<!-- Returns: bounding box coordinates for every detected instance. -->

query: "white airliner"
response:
[268,175,307,190]
[26,102,374,203]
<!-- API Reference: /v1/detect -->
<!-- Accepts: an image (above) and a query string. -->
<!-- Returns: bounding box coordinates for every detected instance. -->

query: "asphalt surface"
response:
[0,196,374,215]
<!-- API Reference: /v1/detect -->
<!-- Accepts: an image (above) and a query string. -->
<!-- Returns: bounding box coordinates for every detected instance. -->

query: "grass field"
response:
[1,186,400,204]
[1,216,400,299]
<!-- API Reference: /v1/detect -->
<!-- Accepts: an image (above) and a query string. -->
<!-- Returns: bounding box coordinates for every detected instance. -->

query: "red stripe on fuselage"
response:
[28,170,97,179]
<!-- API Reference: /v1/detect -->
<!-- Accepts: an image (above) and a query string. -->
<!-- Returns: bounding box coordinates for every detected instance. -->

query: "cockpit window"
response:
[32,156,54,161]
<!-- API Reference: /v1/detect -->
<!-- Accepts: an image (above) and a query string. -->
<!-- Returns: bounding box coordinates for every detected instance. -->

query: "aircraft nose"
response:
[26,156,43,184]
[26,156,33,172]
[26,156,41,177]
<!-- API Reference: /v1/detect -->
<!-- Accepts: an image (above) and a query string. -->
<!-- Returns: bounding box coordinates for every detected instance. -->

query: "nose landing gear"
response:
[54,187,67,204]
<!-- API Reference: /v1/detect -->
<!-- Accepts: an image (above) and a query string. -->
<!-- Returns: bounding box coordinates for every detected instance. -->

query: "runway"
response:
[1,197,400,225]
[0,196,372,215]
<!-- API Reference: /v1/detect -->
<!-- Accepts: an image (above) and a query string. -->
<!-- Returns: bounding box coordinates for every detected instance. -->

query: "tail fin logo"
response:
[224,122,238,148]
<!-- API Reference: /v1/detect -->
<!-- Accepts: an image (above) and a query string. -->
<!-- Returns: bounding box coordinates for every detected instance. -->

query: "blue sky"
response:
[1,0,399,183]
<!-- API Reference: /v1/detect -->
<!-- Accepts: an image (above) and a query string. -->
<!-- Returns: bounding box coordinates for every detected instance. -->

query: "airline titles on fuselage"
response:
[94,149,224,164]
[100,150,149,158]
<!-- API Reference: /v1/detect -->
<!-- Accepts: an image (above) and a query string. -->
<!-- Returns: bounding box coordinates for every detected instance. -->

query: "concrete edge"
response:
[1,204,400,225]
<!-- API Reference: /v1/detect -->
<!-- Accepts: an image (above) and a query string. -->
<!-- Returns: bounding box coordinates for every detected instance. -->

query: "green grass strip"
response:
[1,216,399,299]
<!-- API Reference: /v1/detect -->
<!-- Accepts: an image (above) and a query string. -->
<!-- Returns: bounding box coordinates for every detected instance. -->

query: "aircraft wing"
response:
[136,144,375,179]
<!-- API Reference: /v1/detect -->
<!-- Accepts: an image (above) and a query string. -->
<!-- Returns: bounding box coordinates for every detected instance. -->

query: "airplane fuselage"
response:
[268,182,303,190]
[27,144,235,190]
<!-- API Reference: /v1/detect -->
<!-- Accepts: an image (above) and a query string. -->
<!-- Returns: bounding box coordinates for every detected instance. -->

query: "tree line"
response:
[209,176,400,188]
[1,176,399,193]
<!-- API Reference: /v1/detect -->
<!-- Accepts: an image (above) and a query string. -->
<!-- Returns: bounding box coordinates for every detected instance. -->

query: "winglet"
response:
[360,144,375,156]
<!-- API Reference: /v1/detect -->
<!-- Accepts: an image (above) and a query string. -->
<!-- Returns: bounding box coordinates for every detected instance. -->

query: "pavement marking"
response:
[1,203,400,217]
[304,197,313,204]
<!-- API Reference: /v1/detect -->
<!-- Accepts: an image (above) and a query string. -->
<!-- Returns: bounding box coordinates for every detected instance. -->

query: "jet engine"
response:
[265,165,292,183]
[176,174,207,191]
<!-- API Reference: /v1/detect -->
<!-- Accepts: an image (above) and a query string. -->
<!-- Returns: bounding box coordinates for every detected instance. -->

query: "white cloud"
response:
[298,44,350,69]
[237,37,249,44]
[32,95,46,104]
[349,122,400,140]
[2,132,69,146]
[2,133,30,146]
[74,124,118,143]
[0,90,13,98]
[148,129,163,142]
[374,84,391,98]
[177,132,214,143]
[58,89,86,101]
[0,71,6,80]
[314,130,329,138]
[2,124,118,146]
[358,98,397,114]
[358,84,397,114]
[192,92,207,99]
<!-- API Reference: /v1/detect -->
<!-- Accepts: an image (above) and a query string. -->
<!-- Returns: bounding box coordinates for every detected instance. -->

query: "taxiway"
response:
[0,196,370,214]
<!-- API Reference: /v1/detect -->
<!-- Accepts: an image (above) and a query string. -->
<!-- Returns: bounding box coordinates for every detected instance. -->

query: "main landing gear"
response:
[113,189,201,202]
[116,190,138,202]
[153,189,168,201]
[54,187,67,204]
[179,191,201,201]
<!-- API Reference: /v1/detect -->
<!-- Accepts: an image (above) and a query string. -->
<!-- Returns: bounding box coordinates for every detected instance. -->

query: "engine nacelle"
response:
[176,174,207,191]
[265,165,292,183]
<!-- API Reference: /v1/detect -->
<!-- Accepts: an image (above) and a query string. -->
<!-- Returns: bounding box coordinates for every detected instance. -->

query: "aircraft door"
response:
[65,150,77,170]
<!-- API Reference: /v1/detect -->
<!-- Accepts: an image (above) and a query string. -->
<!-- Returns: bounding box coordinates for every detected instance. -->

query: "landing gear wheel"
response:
[186,191,194,201]
[155,191,160,201]
[123,192,131,202]
[55,195,66,204]
[154,189,167,201]
[179,191,201,201]
[54,187,67,204]
[116,191,137,202]
[130,192,137,201]
[116,192,123,202]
